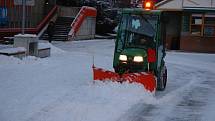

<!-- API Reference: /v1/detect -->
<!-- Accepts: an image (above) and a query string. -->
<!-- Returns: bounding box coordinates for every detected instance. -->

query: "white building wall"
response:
[183,0,213,8]
[157,0,215,9]
[75,17,96,40]
[212,0,215,7]
[157,0,183,10]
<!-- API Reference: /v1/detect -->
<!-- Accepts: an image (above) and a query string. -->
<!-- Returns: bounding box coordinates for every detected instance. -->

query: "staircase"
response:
[40,17,74,41]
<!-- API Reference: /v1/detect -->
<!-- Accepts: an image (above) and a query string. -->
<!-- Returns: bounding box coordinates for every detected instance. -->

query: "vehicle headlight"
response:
[133,56,143,62]
[119,55,127,61]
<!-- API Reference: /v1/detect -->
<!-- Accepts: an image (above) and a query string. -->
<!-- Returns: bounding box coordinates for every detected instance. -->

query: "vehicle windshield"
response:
[118,14,158,49]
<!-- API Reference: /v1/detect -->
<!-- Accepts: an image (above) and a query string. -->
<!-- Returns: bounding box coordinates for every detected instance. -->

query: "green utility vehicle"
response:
[113,9,168,90]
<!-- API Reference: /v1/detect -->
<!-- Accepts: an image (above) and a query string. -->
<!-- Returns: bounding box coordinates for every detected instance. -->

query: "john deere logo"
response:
[132,19,140,29]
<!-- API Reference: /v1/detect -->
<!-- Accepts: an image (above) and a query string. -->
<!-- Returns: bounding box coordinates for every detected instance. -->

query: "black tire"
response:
[163,67,167,88]
[157,66,167,91]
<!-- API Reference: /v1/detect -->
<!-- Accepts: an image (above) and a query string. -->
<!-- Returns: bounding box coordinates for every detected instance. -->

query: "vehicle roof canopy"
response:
[122,8,163,15]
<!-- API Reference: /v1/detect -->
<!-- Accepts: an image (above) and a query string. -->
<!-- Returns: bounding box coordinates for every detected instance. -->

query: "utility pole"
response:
[22,0,26,34]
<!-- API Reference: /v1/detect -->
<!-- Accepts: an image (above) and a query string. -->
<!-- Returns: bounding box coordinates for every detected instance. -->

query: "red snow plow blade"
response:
[93,66,156,92]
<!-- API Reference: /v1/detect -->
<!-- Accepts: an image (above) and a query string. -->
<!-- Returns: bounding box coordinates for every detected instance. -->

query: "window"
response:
[204,14,215,37]
[190,13,215,37]
[190,14,203,36]
[118,14,158,49]
[182,14,190,32]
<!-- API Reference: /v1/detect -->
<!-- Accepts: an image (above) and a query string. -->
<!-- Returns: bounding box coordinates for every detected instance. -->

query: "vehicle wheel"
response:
[157,66,167,91]
[163,67,167,88]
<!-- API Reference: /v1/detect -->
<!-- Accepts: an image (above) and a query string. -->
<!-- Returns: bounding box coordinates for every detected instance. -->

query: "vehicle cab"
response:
[113,9,168,90]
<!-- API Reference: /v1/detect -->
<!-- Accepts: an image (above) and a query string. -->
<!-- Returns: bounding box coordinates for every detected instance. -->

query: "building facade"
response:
[157,0,215,53]
[0,0,55,28]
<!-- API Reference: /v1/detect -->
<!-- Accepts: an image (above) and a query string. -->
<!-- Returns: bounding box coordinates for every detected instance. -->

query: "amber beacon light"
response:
[143,0,155,10]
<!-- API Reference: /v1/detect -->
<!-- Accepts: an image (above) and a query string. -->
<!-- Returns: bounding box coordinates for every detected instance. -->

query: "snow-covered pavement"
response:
[118,54,215,121]
[0,39,215,121]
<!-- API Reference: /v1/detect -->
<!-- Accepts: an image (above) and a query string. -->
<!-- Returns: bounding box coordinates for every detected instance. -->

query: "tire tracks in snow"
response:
[164,70,215,121]
[25,90,70,121]
[117,62,215,121]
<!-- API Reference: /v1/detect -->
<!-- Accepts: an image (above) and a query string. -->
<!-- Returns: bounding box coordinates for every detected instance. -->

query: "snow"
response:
[0,47,26,54]
[15,34,37,38]
[0,40,154,121]
[0,39,215,121]
[0,44,12,50]
[166,52,215,72]
[38,43,51,49]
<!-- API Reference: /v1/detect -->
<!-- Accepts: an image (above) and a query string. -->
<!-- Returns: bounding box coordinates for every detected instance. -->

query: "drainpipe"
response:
[22,0,26,34]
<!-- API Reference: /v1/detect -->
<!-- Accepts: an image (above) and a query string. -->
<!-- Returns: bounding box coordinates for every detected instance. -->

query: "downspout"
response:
[182,0,184,8]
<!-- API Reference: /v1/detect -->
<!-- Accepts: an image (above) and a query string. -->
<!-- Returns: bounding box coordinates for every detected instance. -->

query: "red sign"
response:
[147,48,156,63]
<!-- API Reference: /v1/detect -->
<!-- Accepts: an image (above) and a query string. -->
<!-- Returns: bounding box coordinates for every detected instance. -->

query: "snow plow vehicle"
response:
[93,8,169,93]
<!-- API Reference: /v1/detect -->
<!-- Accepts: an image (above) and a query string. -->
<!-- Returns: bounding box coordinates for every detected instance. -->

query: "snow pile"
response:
[49,43,65,55]
[37,42,65,55]
[0,54,42,65]
[31,82,154,121]
[0,55,22,65]
[0,47,26,54]
[0,44,12,50]
[38,43,51,49]
[0,41,153,121]
[14,34,37,37]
